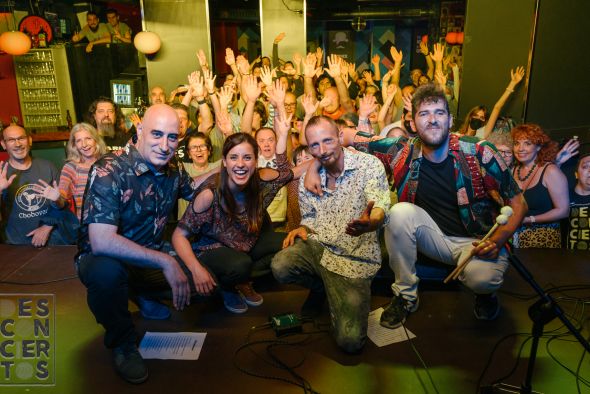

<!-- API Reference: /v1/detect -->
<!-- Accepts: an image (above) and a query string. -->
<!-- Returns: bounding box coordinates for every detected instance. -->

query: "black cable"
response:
[0,275,79,285]
[475,332,530,393]
[281,0,303,14]
[234,321,329,393]
[545,336,590,389]
[401,323,440,394]
[576,348,587,394]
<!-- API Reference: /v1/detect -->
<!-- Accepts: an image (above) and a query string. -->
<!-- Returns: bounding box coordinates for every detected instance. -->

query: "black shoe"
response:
[380,294,417,329]
[301,290,326,318]
[113,341,148,384]
[474,293,500,321]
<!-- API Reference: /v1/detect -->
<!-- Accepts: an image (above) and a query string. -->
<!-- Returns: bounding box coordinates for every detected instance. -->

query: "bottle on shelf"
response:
[66,110,73,129]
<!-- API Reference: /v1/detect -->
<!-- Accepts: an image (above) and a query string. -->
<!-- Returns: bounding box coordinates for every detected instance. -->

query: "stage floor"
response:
[0,245,588,394]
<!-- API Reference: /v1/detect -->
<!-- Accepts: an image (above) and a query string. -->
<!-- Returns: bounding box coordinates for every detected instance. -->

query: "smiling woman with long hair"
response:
[511,124,569,248]
[172,114,309,314]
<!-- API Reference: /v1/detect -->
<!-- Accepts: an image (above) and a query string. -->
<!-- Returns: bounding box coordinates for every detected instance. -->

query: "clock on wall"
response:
[18,15,54,44]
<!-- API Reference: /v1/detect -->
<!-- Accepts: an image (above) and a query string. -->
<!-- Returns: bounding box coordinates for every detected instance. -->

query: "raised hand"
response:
[203,69,217,95]
[215,109,233,137]
[267,78,286,108]
[434,69,447,87]
[555,138,580,166]
[346,201,376,236]
[419,41,429,56]
[188,70,205,99]
[384,83,398,101]
[303,52,320,78]
[292,52,302,67]
[274,32,286,44]
[260,65,274,87]
[217,85,234,110]
[371,54,380,66]
[302,93,319,117]
[31,179,61,202]
[402,91,413,113]
[225,48,236,66]
[128,113,141,128]
[274,113,293,140]
[362,70,374,84]
[325,54,342,78]
[510,66,525,85]
[390,46,403,65]
[341,71,351,88]
[0,162,17,192]
[236,55,250,75]
[315,47,323,66]
[358,94,377,119]
[429,43,445,63]
[242,75,261,103]
[196,49,209,70]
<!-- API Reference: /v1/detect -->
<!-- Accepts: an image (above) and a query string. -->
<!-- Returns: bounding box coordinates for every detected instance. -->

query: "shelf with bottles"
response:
[21,88,58,100]
[24,114,62,127]
[16,50,53,63]
[22,101,61,114]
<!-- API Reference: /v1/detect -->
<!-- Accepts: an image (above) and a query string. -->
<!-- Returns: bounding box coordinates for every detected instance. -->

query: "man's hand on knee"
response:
[162,255,191,310]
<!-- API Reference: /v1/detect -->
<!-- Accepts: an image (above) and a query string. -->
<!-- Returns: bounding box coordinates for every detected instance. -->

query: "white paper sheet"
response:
[139,332,207,360]
[367,308,416,347]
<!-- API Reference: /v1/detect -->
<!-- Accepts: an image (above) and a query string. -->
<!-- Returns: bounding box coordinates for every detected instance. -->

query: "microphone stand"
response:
[492,252,590,394]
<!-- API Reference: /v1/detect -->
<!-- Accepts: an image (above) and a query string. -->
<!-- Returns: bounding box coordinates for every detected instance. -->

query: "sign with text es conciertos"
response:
[0,294,55,386]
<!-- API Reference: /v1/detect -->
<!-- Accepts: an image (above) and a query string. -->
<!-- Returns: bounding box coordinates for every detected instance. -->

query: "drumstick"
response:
[444,210,512,283]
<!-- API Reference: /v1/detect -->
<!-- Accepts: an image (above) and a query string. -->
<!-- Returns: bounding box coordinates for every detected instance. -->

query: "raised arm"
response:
[371,54,382,82]
[299,94,319,146]
[239,75,262,134]
[420,41,434,80]
[379,84,398,131]
[303,52,320,100]
[482,66,525,138]
[325,54,354,113]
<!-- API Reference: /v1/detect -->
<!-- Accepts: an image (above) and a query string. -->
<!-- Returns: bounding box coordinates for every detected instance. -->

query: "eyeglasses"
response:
[498,150,513,157]
[189,145,208,152]
[284,103,297,108]
[4,136,28,144]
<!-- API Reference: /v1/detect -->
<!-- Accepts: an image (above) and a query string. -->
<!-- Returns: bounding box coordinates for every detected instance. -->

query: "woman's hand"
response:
[282,226,308,248]
[188,263,217,296]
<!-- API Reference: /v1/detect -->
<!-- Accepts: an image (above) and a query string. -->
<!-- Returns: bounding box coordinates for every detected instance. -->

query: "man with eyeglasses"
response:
[0,124,69,246]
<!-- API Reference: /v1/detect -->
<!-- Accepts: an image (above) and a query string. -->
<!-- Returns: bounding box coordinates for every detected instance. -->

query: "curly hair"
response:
[511,123,558,164]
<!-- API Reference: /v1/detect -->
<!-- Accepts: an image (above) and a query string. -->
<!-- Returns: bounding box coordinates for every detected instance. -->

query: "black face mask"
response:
[470,118,485,130]
[403,120,413,133]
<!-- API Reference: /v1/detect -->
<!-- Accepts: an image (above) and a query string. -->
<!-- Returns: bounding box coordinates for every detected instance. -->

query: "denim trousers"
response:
[271,238,372,354]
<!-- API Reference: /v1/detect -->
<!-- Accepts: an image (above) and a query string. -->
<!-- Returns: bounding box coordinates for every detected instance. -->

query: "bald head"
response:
[136,104,180,169]
[323,87,340,113]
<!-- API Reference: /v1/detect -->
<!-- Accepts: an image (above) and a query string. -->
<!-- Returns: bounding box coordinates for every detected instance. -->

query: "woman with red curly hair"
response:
[511,124,569,248]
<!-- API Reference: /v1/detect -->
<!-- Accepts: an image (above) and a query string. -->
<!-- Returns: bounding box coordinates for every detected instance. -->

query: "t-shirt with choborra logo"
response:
[0,158,58,244]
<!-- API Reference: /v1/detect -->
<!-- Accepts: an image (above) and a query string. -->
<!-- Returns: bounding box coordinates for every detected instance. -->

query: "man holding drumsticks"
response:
[317,83,527,327]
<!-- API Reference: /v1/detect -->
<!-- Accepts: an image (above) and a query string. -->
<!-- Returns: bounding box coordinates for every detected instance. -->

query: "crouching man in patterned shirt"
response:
[271,115,390,354]
[76,104,212,384]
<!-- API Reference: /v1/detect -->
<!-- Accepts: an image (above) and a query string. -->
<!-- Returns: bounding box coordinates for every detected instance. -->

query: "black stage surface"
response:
[0,245,589,394]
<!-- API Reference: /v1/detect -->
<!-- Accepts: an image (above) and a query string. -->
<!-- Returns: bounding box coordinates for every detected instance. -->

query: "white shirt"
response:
[299,149,391,279]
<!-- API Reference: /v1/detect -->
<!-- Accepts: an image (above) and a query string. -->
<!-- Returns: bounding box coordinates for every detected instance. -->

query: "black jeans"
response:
[197,230,285,290]
[77,230,285,349]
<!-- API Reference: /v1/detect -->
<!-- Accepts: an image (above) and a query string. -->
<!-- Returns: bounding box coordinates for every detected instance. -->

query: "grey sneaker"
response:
[474,293,500,321]
[113,341,148,384]
[380,294,418,329]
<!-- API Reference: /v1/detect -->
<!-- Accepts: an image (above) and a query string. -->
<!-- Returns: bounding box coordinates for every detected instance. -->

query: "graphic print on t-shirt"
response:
[15,183,48,218]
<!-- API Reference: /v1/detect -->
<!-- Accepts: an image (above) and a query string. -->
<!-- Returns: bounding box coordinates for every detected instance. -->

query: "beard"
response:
[419,123,450,149]
[97,121,115,138]
[89,24,99,33]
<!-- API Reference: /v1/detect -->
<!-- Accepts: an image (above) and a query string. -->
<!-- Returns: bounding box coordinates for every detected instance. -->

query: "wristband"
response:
[207,90,215,95]
[196,98,206,105]
[359,118,370,124]
[529,216,536,224]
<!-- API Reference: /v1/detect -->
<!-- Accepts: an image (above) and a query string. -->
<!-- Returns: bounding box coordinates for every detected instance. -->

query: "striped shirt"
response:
[59,161,91,220]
